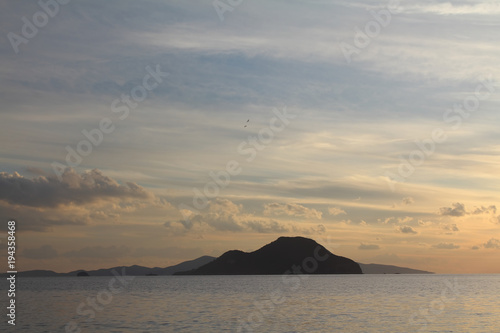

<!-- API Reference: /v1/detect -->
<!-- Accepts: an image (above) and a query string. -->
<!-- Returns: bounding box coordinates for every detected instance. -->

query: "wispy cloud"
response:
[328,207,347,216]
[167,198,292,234]
[264,203,323,220]
[439,203,467,217]
[442,223,459,232]
[401,2,500,15]
[398,226,418,234]
[483,238,500,249]
[359,243,380,250]
[432,243,460,250]
[439,203,497,217]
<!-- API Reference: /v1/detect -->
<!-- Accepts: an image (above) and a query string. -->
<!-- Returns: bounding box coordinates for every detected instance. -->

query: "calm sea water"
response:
[1,274,499,332]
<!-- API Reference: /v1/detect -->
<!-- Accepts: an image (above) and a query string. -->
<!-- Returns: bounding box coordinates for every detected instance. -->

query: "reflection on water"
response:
[0,274,498,332]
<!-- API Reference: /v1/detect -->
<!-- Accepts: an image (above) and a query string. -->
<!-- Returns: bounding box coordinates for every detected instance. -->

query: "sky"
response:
[0,0,499,274]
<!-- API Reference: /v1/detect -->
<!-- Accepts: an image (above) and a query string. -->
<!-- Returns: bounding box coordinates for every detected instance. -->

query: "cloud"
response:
[201,199,245,232]
[432,243,460,250]
[401,3,500,16]
[22,244,58,259]
[0,169,170,231]
[380,217,395,225]
[172,198,290,233]
[0,194,172,232]
[244,220,289,233]
[170,199,326,234]
[0,201,89,231]
[471,205,496,215]
[398,226,418,234]
[392,197,415,208]
[442,223,459,232]
[439,203,466,217]
[438,203,497,218]
[483,238,500,249]
[380,216,414,225]
[471,246,480,250]
[402,197,414,205]
[328,207,346,216]
[264,203,322,220]
[397,216,413,224]
[291,224,327,236]
[358,243,380,250]
[0,168,151,208]
[418,220,433,227]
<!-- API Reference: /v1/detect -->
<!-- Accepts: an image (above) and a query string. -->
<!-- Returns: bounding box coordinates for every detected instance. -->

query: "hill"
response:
[3,256,215,277]
[175,236,362,275]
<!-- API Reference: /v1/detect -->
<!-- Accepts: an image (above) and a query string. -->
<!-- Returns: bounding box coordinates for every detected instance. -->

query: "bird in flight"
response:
[244,119,249,127]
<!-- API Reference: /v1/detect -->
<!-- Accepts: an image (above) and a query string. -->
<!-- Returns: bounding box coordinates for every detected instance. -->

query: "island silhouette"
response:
[175,236,362,275]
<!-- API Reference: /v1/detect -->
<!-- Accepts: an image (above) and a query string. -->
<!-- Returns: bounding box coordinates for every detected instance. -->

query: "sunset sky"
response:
[1,0,499,274]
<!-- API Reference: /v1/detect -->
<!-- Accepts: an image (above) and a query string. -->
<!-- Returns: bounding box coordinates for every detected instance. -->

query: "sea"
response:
[1,274,499,332]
